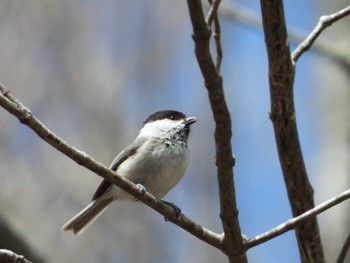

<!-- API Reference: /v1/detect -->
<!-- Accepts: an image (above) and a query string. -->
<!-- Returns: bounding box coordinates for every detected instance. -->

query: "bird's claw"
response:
[134,184,146,200]
[136,184,146,195]
[162,201,181,221]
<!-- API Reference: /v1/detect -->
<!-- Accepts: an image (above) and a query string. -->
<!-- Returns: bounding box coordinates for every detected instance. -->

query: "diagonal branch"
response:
[245,189,350,249]
[292,5,350,62]
[186,1,246,262]
[0,83,223,251]
[260,0,324,262]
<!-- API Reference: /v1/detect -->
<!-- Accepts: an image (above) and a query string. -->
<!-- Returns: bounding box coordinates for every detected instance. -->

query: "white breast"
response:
[116,138,189,199]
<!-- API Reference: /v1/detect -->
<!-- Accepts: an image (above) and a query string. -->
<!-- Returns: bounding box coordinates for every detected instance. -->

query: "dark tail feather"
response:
[61,197,113,235]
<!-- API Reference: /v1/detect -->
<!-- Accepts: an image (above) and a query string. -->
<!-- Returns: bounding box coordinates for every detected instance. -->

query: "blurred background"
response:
[0,0,349,262]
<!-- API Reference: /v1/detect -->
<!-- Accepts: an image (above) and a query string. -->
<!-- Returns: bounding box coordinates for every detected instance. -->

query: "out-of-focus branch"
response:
[292,5,350,62]
[219,3,350,71]
[0,249,32,263]
[186,1,246,262]
[0,83,223,251]
[337,230,350,263]
[260,1,324,262]
[245,189,350,249]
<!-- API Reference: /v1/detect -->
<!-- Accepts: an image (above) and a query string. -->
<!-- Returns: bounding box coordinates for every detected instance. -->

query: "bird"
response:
[61,110,197,234]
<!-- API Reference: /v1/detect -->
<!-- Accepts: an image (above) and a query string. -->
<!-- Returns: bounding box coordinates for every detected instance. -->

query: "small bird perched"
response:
[62,110,197,234]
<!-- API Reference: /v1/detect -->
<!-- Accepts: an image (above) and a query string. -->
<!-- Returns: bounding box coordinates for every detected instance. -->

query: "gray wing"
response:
[92,137,145,201]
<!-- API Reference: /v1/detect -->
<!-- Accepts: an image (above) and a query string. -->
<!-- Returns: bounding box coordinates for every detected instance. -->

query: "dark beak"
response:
[184,117,197,125]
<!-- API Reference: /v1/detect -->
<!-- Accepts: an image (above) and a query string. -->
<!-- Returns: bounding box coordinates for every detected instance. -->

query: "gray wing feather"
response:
[91,137,145,201]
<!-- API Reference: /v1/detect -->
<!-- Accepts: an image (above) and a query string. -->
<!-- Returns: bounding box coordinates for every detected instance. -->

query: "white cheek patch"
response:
[139,119,184,138]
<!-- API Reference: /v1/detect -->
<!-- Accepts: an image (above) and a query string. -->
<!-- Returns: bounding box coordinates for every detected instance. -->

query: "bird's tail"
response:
[61,197,113,235]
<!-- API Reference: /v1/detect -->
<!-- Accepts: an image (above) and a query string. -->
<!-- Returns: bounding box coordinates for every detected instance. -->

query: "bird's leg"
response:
[162,200,181,221]
[133,184,146,201]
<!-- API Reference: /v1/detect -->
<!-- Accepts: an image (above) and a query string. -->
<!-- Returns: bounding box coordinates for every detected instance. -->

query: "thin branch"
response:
[219,3,350,71]
[205,0,221,26]
[337,230,350,263]
[213,14,223,71]
[292,5,350,62]
[206,0,223,71]
[260,0,324,262]
[0,83,223,251]
[245,189,350,249]
[186,1,246,262]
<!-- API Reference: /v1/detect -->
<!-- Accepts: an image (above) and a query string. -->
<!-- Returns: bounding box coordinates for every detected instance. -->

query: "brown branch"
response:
[260,1,324,262]
[207,0,223,71]
[245,189,350,249]
[206,0,223,71]
[292,5,350,62]
[186,1,246,262]
[205,0,220,26]
[0,83,223,251]
[213,14,223,71]
[337,230,350,263]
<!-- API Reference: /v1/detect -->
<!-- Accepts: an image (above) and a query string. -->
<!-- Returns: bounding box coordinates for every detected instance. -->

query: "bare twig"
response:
[206,0,223,70]
[292,5,350,62]
[219,3,350,70]
[245,189,350,249]
[213,15,223,71]
[0,83,223,251]
[337,230,350,263]
[186,1,246,262]
[260,0,324,262]
[206,0,221,26]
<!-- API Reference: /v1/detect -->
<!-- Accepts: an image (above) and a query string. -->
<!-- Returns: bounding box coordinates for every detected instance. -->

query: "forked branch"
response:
[260,0,324,262]
[187,0,246,262]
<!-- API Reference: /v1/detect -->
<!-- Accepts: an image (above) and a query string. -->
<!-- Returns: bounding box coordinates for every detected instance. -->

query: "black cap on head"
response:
[144,110,186,124]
